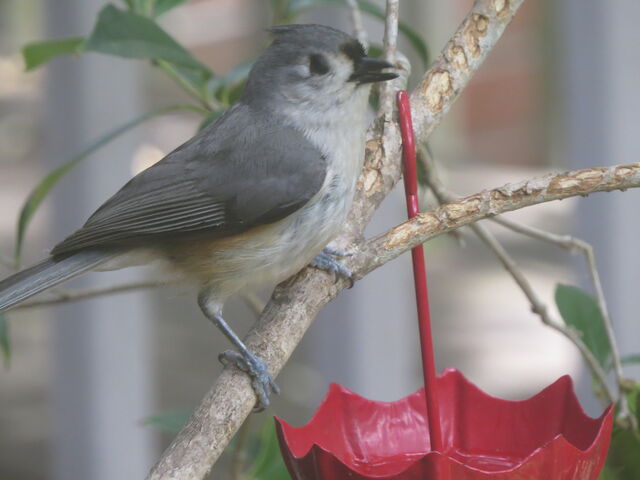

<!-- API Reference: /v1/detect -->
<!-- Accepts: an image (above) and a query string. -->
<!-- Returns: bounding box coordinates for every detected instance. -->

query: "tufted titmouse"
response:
[0,24,397,410]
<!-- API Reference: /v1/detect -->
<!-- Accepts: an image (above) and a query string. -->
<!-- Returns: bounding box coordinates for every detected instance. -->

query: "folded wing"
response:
[52,104,326,256]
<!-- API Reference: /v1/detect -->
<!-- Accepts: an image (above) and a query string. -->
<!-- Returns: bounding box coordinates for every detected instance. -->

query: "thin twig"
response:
[382,0,399,63]
[12,279,176,311]
[491,218,579,248]
[379,0,399,118]
[493,217,636,428]
[470,222,615,405]
[153,60,217,112]
[345,0,368,49]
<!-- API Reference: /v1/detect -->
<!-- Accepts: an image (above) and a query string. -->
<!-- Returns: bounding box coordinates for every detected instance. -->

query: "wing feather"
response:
[52,104,326,256]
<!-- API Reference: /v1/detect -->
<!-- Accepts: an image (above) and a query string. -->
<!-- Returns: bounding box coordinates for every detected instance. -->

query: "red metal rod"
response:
[396,90,444,453]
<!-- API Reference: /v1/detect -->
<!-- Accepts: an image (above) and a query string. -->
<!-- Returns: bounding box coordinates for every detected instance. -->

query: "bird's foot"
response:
[310,247,354,286]
[219,350,280,412]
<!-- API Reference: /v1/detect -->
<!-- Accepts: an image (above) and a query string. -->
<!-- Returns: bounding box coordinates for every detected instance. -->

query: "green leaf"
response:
[153,59,213,108]
[14,104,197,265]
[209,60,253,94]
[85,4,210,74]
[598,464,619,480]
[0,314,10,368]
[122,0,147,13]
[209,60,253,108]
[142,408,191,433]
[153,0,190,16]
[247,421,290,480]
[602,424,640,479]
[22,37,85,71]
[285,0,430,68]
[627,383,640,427]
[555,284,611,369]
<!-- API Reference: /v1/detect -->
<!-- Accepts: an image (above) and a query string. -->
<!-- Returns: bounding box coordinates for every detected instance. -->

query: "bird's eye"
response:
[309,54,330,75]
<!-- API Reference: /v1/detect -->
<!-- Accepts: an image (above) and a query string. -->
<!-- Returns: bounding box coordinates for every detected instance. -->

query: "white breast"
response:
[187,87,373,300]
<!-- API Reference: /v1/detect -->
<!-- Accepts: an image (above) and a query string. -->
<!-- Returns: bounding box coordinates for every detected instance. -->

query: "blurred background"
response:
[1,0,639,479]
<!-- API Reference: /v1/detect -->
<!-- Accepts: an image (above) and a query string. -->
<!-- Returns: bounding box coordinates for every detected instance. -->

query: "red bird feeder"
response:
[276,91,613,479]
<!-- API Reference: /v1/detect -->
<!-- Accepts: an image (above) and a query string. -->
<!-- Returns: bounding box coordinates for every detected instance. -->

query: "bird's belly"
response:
[171,184,352,299]
[234,201,346,285]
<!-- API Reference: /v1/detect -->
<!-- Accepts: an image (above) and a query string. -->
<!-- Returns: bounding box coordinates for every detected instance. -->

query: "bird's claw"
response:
[219,350,280,412]
[310,248,354,287]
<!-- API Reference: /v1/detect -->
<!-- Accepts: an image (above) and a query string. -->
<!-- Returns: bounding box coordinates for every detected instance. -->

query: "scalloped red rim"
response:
[276,368,613,479]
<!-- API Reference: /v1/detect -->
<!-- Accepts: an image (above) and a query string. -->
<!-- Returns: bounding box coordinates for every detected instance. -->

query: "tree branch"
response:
[359,163,640,276]
[11,280,175,311]
[147,1,527,478]
[379,0,399,116]
[410,0,526,141]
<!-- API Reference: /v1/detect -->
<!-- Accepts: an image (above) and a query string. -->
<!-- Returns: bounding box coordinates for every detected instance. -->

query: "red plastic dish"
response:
[276,368,613,479]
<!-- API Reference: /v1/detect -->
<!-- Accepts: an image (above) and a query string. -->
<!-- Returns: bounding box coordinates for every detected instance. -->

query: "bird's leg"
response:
[197,291,279,412]
[310,247,353,285]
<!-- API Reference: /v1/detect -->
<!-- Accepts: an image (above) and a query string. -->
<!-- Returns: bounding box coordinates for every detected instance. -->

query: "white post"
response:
[45,1,156,478]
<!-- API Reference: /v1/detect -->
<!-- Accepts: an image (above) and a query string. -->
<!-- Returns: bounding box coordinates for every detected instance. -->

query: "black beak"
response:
[349,57,398,84]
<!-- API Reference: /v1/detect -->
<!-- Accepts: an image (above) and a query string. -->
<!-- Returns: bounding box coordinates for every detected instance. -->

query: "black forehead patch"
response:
[340,40,366,64]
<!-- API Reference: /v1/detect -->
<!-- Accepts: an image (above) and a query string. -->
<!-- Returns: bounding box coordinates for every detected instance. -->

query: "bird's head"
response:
[243,24,398,118]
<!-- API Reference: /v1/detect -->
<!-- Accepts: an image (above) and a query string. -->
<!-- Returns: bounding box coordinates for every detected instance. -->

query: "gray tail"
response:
[0,251,112,313]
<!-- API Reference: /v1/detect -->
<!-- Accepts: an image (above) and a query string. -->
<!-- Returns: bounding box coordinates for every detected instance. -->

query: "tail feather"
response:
[0,251,112,312]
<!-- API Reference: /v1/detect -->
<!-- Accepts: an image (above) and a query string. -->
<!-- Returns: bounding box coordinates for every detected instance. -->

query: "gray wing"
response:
[52,104,326,256]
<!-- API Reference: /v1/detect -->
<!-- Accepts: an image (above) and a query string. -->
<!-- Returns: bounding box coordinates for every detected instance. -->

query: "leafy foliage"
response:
[152,0,191,16]
[555,284,611,369]
[85,4,210,74]
[247,421,290,480]
[600,424,640,479]
[22,37,85,71]
[554,284,640,480]
[22,4,209,73]
[209,60,254,105]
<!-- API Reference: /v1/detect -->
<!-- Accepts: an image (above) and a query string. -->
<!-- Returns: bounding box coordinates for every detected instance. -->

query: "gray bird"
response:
[0,24,397,410]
